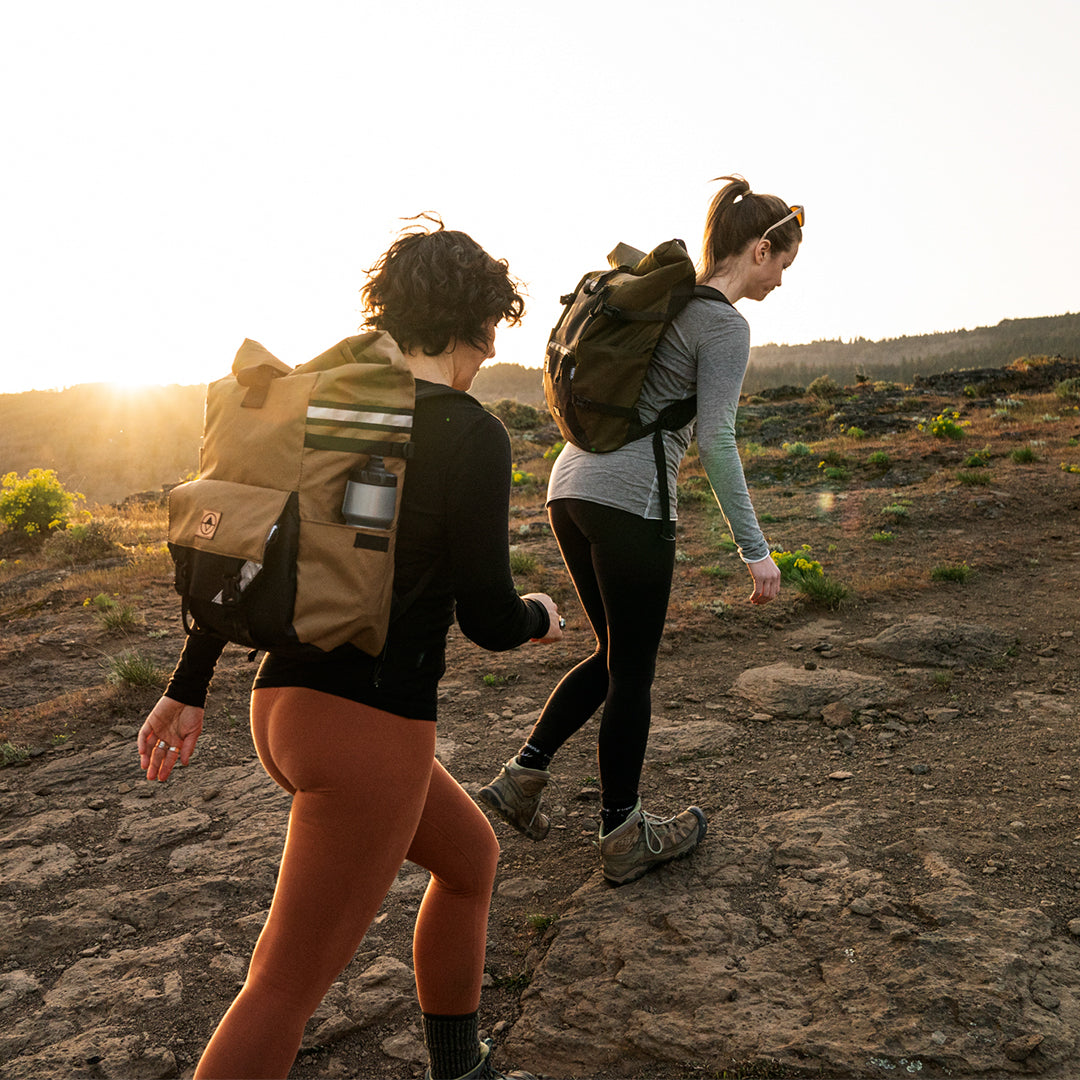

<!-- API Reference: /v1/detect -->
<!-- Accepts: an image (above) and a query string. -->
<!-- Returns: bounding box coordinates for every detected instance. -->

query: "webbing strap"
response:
[303,434,415,457]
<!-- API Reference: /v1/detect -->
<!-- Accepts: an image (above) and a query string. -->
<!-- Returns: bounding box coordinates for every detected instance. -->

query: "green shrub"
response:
[820,465,850,482]
[807,375,842,399]
[842,425,867,439]
[957,470,992,486]
[485,399,543,430]
[0,468,84,536]
[798,574,850,609]
[44,517,121,564]
[866,450,890,469]
[543,440,566,461]
[931,562,973,583]
[1054,377,1080,401]
[880,503,909,519]
[510,464,538,487]
[1,741,31,767]
[782,441,811,457]
[105,650,167,688]
[508,547,538,575]
[963,447,991,468]
[872,531,895,542]
[1010,446,1038,464]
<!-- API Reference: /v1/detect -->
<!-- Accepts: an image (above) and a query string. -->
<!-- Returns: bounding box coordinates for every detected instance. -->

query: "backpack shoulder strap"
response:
[691,285,733,306]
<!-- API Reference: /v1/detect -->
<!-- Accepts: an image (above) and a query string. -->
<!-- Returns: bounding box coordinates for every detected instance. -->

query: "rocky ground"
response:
[1,358,1080,1079]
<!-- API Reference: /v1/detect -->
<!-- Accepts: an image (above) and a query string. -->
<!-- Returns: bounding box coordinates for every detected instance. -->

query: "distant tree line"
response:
[742,312,1080,392]
[1,311,1075,505]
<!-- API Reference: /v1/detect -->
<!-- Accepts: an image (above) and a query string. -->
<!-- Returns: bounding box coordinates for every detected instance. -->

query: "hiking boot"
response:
[599,800,707,886]
[478,758,551,840]
[424,1038,538,1080]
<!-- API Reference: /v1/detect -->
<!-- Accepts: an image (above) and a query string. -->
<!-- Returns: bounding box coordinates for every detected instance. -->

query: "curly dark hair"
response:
[361,214,526,356]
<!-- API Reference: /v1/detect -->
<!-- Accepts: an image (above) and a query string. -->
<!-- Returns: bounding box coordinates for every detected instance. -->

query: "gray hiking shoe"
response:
[600,800,707,886]
[478,757,551,840]
[424,1038,538,1080]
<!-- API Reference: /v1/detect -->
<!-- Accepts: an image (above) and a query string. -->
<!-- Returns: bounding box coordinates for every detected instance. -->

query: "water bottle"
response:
[341,456,397,529]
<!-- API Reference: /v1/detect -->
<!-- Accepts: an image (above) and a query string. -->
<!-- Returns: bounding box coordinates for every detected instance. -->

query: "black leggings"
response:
[526,498,675,809]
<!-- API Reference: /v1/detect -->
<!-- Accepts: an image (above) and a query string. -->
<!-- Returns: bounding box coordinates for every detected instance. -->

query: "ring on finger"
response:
[156,740,168,750]
[168,746,179,753]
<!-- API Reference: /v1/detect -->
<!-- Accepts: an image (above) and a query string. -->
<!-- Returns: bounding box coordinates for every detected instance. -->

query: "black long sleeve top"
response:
[164,382,548,721]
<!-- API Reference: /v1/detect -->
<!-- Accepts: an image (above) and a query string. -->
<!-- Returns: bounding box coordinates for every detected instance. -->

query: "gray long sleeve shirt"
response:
[547,296,770,563]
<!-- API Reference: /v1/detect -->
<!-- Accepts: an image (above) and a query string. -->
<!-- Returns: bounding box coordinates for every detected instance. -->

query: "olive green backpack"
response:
[542,238,731,538]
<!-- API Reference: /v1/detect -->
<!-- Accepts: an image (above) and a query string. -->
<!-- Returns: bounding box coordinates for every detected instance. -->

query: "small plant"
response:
[43,517,121,564]
[511,464,538,487]
[773,546,823,584]
[880,503,909,520]
[866,450,890,469]
[871,531,895,542]
[772,545,847,607]
[932,670,953,691]
[701,564,734,579]
[542,440,566,461]
[963,447,991,468]
[1061,462,1080,475]
[508,547,538,575]
[798,574,849,609]
[105,650,167,688]
[525,912,559,933]
[1,741,31,767]
[95,601,142,632]
[931,562,973,583]
[86,592,118,611]
[919,409,969,440]
[819,465,850,482]
[481,673,508,688]
[0,468,84,536]
[782,441,811,457]
[842,425,867,439]
[957,470,992,486]
[1010,446,1038,464]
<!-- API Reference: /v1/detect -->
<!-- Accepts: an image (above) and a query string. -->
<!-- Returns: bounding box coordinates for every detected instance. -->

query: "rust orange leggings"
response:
[194,687,500,1080]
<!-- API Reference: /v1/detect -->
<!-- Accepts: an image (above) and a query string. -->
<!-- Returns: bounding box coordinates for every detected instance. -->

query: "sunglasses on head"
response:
[760,205,805,243]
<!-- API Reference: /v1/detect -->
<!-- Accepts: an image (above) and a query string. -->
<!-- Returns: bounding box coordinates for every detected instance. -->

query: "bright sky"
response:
[2,0,1077,395]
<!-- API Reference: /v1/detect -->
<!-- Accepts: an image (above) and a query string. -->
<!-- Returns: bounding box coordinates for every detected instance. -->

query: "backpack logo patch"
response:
[198,510,221,540]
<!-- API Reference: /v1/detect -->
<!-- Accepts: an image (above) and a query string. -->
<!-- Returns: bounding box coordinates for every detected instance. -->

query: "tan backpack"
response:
[168,331,424,656]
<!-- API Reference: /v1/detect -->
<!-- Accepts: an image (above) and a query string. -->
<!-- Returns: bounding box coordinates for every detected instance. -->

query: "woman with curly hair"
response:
[480,177,801,886]
[137,218,561,1080]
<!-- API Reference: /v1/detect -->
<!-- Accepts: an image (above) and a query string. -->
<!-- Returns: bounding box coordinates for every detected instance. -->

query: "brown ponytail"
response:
[697,175,802,283]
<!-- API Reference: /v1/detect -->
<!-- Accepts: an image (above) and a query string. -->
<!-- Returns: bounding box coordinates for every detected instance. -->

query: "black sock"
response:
[601,802,638,834]
[515,741,552,772]
[422,1012,480,1079]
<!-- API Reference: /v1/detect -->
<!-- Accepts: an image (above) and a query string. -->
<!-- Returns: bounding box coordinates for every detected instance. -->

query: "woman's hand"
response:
[522,592,564,643]
[137,696,205,782]
[746,554,781,605]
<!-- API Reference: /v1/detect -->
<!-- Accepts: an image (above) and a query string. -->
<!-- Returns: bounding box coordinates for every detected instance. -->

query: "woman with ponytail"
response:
[480,176,803,886]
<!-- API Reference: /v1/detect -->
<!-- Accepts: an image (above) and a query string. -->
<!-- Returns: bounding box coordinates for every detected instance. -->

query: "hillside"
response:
[2,358,1080,1078]
[0,311,1076,505]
